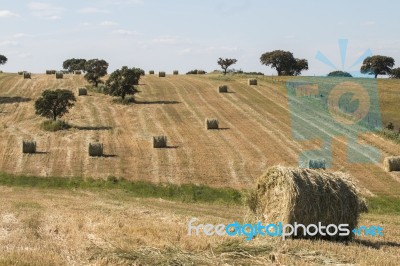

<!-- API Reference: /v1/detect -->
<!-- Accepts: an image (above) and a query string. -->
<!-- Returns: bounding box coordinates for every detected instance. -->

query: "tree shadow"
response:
[0,97,31,104]
[103,154,118,158]
[135,100,180,105]
[35,151,49,155]
[166,145,179,149]
[354,239,400,250]
[73,126,113,131]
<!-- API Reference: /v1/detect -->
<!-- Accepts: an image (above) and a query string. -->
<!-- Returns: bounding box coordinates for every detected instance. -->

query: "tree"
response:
[327,70,353,77]
[217,58,238,75]
[35,89,76,121]
[0,55,7,66]
[63,58,87,73]
[260,50,308,76]
[105,66,142,100]
[389,67,400,79]
[360,55,394,78]
[84,59,109,87]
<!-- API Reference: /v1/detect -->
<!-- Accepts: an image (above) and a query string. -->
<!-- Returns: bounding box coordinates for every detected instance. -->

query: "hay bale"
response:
[153,136,167,148]
[206,118,219,130]
[383,156,400,172]
[78,88,87,96]
[56,72,63,79]
[23,72,31,79]
[219,85,228,93]
[149,70,155,75]
[89,143,103,157]
[159,72,166,77]
[22,141,36,154]
[250,166,367,241]
[309,159,326,169]
[173,70,179,75]
[197,70,206,75]
[74,70,82,75]
[18,71,24,75]
[46,70,56,75]
[248,79,257,85]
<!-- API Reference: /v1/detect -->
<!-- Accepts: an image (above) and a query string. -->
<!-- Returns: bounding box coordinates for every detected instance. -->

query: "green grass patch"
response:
[0,172,243,205]
[376,128,400,144]
[367,196,400,214]
[41,120,71,132]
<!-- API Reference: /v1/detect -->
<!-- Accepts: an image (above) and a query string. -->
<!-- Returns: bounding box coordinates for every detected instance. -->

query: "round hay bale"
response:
[219,85,228,93]
[78,88,87,96]
[23,72,31,79]
[173,70,179,75]
[18,71,24,75]
[149,70,155,75]
[206,118,219,130]
[383,156,400,172]
[308,159,326,169]
[197,70,206,75]
[250,166,367,241]
[89,143,103,157]
[56,72,64,79]
[159,71,166,77]
[248,79,257,85]
[46,70,56,75]
[22,141,36,154]
[153,136,167,148]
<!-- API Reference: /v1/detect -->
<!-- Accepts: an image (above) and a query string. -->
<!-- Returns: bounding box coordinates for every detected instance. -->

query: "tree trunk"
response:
[223,68,227,75]
[374,73,378,78]
[95,80,98,87]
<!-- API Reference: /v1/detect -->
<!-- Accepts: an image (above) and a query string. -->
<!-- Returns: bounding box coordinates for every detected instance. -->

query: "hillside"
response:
[0,73,400,197]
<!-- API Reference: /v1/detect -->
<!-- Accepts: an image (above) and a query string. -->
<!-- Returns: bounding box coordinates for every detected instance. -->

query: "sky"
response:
[0,0,399,76]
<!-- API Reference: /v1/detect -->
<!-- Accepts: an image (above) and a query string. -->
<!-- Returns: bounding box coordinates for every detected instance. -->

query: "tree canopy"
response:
[0,55,7,66]
[260,50,308,76]
[63,58,87,72]
[84,59,109,87]
[327,70,353,77]
[35,89,76,121]
[389,67,400,79]
[360,55,394,78]
[217,58,238,75]
[105,66,143,100]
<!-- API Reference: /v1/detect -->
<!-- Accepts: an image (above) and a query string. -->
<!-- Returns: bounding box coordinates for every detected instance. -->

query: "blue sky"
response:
[0,0,399,75]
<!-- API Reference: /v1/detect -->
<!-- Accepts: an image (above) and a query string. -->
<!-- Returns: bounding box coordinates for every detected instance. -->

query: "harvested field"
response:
[0,73,399,196]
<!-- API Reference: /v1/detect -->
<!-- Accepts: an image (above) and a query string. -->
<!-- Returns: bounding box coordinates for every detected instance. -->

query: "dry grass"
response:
[250,166,367,240]
[0,186,397,265]
[384,156,400,172]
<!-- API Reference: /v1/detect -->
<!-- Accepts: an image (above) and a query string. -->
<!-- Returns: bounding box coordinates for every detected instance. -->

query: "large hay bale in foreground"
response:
[56,72,63,79]
[149,70,155,75]
[159,71,166,77]
[309,159,326,169]
[383,156,400,172]
[205,118,219,130]
[173,70,179,75]
[78,88,87,96]
[248,79,257,85]
[153,136,167,148]
[251,166,367,241]
[23,72,31,79]
[89,143,103,157]
[22,141,36,154]
[219,85,228,93]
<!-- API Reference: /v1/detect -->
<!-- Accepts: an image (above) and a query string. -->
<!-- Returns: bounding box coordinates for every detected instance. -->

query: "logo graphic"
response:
[286,39,382,168]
